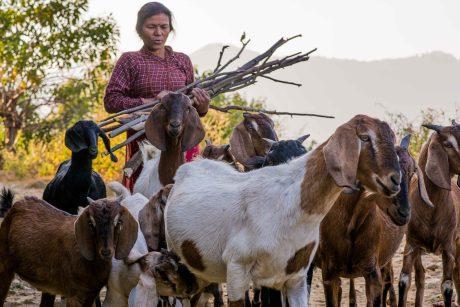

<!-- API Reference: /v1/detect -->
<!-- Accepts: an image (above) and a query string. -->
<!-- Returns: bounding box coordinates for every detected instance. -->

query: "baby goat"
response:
[165,115,402,306]
[0,194,137,307]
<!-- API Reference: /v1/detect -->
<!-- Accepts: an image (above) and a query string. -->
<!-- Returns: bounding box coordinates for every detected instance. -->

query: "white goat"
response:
[165,115,403,306]
[133,141,163,198]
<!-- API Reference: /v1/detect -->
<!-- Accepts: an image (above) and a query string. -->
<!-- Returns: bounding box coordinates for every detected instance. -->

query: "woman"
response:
[104,2,210,191]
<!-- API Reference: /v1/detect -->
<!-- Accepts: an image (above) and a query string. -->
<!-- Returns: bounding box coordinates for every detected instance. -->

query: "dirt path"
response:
[0,176,452,306]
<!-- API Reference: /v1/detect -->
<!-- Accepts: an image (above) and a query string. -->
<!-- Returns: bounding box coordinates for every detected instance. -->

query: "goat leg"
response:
[414,254,425,307]
[39,293,55,307]
[322,269,341,307]
[453,244,460,306]
[349,278,357,307]
[364,267,383,307]
[398,245,417,307]
[441,249,455,307]
[381,263,396,307]
[0,259,14,306]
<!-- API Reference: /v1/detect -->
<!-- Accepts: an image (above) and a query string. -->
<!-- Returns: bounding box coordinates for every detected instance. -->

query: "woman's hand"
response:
[191,88,210,116]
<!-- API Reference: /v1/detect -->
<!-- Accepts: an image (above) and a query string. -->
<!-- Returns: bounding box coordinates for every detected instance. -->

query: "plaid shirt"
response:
[104,46,195,113]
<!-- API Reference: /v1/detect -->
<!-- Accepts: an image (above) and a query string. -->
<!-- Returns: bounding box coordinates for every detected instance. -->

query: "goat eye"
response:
[359,135,370,142]
[444,142,453,149]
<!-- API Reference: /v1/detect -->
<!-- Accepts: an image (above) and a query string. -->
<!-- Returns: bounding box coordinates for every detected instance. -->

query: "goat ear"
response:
[74,210,96,261]
[65,127,87,153]
[145,104,167,151]
[181,106,205,152]
[415,165,434,208]
[229,122,257,166]
[139,196,161,252]
[323,123,360,193]
[426,137,451,190]
[115,207,139,260]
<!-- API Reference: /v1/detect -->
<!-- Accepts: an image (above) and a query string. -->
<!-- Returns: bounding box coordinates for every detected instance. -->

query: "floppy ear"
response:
[145,104,167,151]
[65,127,87,153]
[415,165,434,208]
[323,123,360,193]
[74,210,96,260]
[426,137,451,190]
[181,106,205,152]
[229,122,257,165]
[139,195,162,252]
[115,207,139,260]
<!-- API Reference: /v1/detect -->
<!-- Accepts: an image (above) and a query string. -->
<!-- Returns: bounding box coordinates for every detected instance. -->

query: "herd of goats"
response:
[0,92,460,307]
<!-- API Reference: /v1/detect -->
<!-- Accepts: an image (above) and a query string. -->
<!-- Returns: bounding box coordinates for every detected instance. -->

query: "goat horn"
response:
[400,134,411,150]
[452,119,458,126]
[205,139,212,146]
[87,197,95,204]
[262,138,276,147]
[297,134,310,144]
[422,124,442,133]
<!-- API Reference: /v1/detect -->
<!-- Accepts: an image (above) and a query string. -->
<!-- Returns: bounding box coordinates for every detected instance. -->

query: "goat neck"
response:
[66,150,93,192]
[158,136,185,186]
[299,143,343,215]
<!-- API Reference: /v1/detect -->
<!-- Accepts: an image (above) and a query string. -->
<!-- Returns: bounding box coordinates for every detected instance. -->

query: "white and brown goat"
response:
[399,123,460,307]
[134,93,205,198]
[310,135,433,307]
[0,195,138,307]
[165,115,402,306]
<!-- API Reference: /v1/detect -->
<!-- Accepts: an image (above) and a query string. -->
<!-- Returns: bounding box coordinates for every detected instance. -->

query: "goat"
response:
[398,123,460,307]
[43,120,117,215]
[134,93,205,198]
[229,112,278,171]
[165,115,402,307]
[0,187,13,217]
[309,135,433,306]
[0,194,138,307]
[201,139,236,165]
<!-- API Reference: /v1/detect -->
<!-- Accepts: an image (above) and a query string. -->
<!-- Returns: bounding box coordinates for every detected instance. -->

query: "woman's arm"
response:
[104,54,144,113]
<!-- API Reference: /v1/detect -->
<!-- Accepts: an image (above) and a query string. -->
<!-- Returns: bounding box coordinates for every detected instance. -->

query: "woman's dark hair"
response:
[136,2,175,35]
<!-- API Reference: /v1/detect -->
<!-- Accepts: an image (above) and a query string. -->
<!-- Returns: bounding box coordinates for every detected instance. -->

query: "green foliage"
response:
[0,0,118,149]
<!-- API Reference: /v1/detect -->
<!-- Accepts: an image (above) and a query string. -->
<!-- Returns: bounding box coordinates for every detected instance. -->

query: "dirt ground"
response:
[0,175,453,306]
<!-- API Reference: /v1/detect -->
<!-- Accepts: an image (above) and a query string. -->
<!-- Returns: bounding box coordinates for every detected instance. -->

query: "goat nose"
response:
[170,121,181,128]
[390,172,401,188]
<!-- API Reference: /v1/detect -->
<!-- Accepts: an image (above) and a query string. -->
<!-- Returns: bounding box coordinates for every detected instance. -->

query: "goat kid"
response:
[165,115,402,307]
[134,93,205,198]
[311,135,433,307]
[399,123,460,307]
[0,194,137,307]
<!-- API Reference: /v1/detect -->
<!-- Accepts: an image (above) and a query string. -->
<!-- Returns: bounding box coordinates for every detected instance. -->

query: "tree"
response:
[0,0,118,150]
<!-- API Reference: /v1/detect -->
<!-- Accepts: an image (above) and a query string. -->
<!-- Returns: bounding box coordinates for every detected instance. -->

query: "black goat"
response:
[43,120,117,214]
[40,120,117,307]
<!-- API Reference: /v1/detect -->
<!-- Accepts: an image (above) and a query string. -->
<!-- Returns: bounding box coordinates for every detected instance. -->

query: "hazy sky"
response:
[89,0,460,60]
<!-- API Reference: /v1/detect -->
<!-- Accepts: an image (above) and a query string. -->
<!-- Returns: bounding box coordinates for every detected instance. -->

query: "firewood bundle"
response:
[98,34,333,156]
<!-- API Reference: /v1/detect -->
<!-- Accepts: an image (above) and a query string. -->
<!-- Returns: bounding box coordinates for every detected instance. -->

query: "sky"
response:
[89,0,460,60]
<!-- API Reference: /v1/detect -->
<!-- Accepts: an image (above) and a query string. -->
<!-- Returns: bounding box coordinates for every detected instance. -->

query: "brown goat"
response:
[0,195,138,307]
[201,139,236,165]
[145,93,205,186]
[229,112,278,171]
[399,123,460,307]
[312,135,433,307]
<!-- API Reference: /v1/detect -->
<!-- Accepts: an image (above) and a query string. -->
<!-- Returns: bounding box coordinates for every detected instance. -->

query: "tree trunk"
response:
[4,117,20,151]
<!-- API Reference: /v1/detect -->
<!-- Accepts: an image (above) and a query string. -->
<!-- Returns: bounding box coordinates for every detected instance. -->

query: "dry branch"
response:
[99,34,332,156]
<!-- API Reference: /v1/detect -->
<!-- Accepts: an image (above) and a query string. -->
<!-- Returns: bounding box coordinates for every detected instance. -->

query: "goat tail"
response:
[107,181,131,200]
[139,140,160,164]
[0,187,14,218]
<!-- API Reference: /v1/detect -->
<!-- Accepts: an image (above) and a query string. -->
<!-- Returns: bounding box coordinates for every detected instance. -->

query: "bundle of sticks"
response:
[98,34,334,156]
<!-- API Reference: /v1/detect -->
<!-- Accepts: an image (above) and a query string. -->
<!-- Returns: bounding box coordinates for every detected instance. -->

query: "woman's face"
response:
[141,13,171,51]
